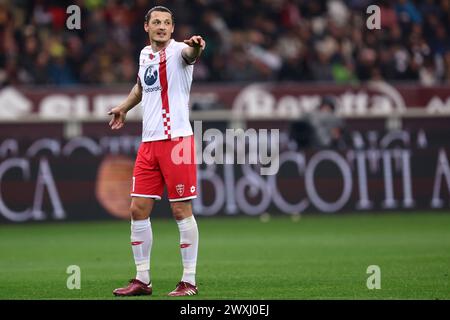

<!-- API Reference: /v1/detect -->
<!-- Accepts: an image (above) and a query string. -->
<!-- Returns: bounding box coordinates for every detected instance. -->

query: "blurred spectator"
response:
[1,0,450,87]
[290,96,345,149]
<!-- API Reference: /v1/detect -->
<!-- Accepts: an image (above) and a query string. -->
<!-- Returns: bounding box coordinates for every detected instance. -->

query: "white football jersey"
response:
[137,39,194,142]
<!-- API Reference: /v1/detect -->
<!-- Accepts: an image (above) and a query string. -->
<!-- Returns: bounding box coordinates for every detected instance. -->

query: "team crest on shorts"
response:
[176,184,185,196]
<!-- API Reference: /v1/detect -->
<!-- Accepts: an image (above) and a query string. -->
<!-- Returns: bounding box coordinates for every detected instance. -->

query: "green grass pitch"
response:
[0,212,449,300]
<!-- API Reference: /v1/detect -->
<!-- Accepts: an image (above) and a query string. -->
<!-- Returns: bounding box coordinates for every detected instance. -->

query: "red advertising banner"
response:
[1,125,450,223]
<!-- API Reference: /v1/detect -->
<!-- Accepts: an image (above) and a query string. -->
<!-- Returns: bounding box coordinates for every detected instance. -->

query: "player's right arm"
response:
[108,78,143,130]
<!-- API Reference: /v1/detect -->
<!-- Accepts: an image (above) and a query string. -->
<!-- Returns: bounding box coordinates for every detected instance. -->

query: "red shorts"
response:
[131,135,197,202]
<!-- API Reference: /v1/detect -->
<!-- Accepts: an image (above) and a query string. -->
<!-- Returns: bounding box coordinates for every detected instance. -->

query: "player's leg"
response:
[113,142,163,296]
[130,196,155,285]
[113,197,156,296]
[160,136,199,296]
[169,200,199,296]
[172,200,198,280]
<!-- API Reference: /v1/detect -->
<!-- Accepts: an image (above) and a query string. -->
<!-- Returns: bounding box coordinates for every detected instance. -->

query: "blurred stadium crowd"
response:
[1,0,450,87]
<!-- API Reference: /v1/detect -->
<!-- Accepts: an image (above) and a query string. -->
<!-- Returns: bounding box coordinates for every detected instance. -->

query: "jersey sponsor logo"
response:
[143,86,162,93]
[144,66,158,86]
[176,184,185,196]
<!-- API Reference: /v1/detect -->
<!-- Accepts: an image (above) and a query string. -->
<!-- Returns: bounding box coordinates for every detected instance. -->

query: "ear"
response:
[144,22,149,33]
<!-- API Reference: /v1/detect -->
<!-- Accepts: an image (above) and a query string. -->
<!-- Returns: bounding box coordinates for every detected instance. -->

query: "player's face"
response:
[144,11,174,44]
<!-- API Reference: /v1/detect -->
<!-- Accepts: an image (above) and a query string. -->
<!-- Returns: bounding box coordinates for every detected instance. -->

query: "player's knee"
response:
[130,201,149,220]
[171,202,192,220]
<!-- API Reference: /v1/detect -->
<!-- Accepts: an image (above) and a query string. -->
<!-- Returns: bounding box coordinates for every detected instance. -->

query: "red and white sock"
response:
[131,218,152,285]
[176,216,199,286]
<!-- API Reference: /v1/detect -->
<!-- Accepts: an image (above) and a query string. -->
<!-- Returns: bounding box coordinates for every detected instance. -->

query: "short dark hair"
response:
[145,6,174,24]
[320,96,336,111]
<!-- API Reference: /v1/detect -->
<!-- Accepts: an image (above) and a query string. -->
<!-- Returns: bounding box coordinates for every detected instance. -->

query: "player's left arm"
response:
[182,35,206,65]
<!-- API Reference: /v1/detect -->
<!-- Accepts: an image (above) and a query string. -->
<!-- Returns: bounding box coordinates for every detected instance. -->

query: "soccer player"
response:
[108,6,205,297]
